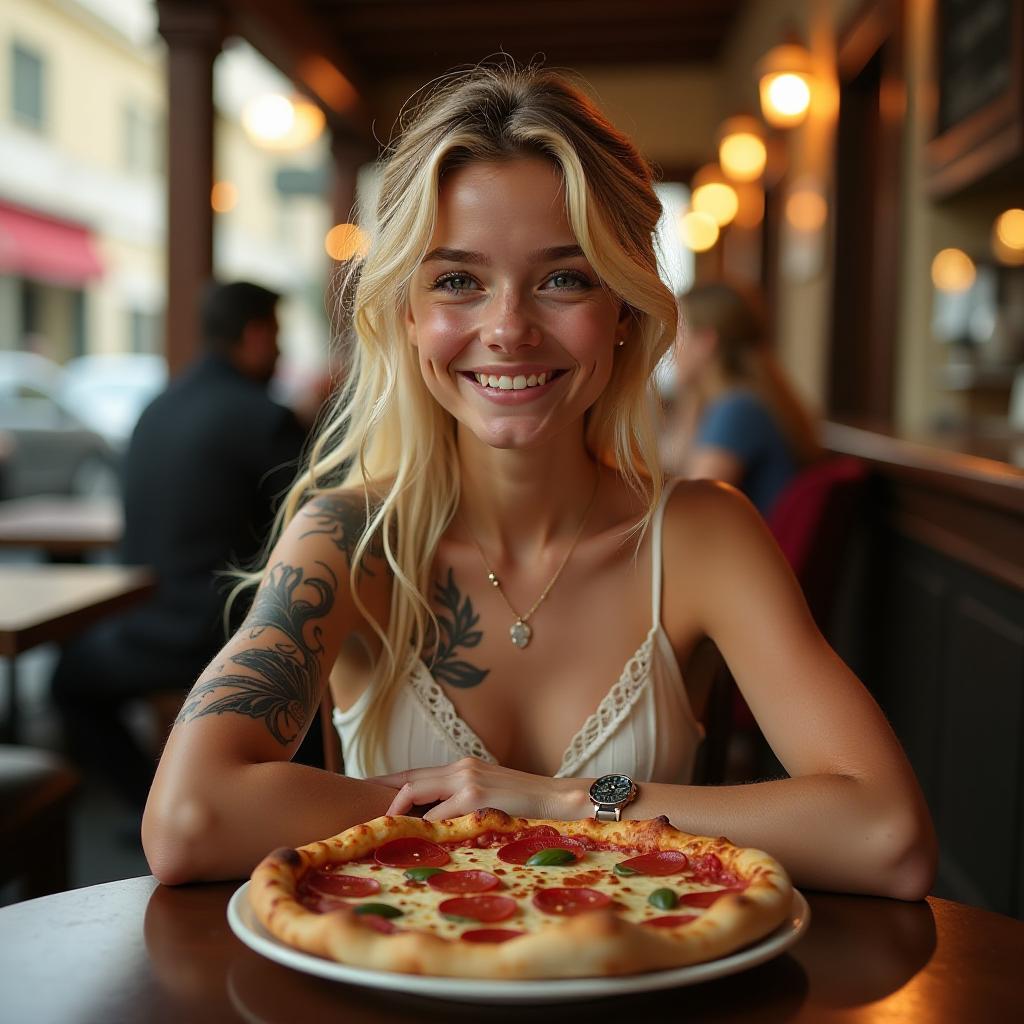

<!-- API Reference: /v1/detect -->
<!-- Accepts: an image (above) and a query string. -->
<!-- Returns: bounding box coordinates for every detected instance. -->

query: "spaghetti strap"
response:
[650,479,680,629]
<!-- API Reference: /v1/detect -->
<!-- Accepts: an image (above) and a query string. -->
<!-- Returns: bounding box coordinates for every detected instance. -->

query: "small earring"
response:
[616,338,625,347]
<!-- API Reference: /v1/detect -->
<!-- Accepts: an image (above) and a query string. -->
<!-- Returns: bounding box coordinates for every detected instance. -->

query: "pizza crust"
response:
[248,808,793,979]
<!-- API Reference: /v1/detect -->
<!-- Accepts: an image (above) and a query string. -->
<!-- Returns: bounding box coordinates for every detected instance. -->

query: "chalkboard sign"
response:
[937,0,1014,134]
[928,0,1023,197]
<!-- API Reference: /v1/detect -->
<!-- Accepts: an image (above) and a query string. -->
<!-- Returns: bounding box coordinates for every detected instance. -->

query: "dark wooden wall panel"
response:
[940,587,1024,913]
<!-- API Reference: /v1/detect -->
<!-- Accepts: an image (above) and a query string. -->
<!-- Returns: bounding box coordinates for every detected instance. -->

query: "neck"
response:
[455,424,599,562]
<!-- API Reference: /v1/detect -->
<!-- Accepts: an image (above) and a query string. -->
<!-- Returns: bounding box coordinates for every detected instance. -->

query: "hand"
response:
[365,757,587,822]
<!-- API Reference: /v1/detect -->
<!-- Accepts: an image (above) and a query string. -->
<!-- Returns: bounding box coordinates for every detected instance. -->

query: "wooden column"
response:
[157,1,224,375]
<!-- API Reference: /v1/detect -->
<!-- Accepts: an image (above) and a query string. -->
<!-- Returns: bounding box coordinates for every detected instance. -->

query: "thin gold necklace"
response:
[461,472,600,650]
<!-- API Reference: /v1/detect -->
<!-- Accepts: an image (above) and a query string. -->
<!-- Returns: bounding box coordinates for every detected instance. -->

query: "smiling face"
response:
[405,157,625,451]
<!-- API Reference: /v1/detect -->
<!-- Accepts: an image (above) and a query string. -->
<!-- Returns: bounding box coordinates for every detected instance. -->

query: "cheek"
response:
[412,306,470,368]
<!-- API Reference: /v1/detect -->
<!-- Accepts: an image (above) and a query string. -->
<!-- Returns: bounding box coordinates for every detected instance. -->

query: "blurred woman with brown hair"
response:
[671,282,821,517]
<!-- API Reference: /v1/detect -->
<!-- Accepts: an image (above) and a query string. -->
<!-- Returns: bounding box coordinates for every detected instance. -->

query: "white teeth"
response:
[473,371,554,389]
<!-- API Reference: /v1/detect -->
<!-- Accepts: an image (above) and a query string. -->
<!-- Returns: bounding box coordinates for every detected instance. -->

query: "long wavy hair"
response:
[240,64,678,772]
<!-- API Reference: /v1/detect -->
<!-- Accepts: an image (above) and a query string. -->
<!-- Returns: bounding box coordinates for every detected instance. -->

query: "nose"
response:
[480,290,541,352]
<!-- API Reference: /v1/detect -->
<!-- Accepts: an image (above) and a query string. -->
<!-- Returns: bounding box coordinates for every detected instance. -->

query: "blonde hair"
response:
[244,64,677,772]
[679,282,821,467]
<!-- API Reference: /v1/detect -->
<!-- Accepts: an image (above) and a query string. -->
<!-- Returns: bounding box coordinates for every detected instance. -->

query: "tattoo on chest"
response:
[299,493,385,581]
[176,561,336,745]
[424,567,490,689]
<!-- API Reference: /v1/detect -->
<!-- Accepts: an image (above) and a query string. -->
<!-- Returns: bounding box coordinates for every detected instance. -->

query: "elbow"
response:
[873,806,939,902]
[142,791,219,885]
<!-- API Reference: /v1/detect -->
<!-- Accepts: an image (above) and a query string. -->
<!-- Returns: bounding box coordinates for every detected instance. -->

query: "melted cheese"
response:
[316,847,729,939]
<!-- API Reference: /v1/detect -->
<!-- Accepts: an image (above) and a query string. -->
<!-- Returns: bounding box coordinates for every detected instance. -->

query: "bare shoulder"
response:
[659,478,800,633]
[271,487,392,628]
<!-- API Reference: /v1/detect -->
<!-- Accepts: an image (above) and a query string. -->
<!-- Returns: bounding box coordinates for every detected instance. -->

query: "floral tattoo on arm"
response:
[176,561,336,746]
[299,493,386,582]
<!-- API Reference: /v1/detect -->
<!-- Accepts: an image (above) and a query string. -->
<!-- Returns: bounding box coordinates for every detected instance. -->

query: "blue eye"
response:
[545,271,591,290]
[431,272,476,293]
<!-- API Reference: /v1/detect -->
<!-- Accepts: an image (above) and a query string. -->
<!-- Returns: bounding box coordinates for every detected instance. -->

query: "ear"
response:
[615,302,632,343]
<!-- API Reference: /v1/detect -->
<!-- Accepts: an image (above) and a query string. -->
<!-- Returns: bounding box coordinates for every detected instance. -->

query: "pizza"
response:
[247,808,793,979]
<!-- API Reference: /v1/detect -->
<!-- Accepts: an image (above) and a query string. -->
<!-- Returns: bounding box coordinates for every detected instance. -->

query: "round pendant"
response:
[509,620,532,649]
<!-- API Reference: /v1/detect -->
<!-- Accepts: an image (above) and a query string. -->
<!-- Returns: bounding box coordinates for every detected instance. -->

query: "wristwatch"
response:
[589,773,638,822]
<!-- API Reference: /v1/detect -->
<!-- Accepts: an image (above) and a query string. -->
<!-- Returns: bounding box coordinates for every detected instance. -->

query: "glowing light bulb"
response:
[717,117,767,182]
[995,209,1024,251]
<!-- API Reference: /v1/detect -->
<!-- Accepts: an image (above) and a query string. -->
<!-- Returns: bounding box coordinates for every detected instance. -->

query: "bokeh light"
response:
[995,208,1024,251]
[786,187,828,232]
[678,210,719,252]
[210,180,238,213]
[718,117,767,182]
[931,248,976,292]
[325,223,370,261]
[241,94,325,151]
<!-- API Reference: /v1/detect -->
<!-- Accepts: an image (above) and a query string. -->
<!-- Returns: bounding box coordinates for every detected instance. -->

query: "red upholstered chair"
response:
[727,456,870,769]
[767,456,870,632]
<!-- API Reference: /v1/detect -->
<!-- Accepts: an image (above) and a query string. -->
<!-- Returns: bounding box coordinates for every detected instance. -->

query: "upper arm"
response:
[664,482,909,782]
[163,491,388,769]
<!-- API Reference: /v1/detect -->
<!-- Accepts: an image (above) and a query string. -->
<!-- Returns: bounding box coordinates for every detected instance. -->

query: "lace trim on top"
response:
[407,661,498,764]
[406,626,659,778]
[555,627,656,777]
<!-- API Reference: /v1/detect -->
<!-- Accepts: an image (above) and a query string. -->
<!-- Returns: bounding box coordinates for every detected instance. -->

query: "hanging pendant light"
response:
[757,44,815,128]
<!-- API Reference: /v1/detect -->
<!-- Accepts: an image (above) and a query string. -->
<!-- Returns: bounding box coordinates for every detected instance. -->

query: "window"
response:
[128,308,162,353]
[12,43,45,130]
[122,102,163,175]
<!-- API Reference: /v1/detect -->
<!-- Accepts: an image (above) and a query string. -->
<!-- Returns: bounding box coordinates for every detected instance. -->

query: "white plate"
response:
[227,882,810,1004]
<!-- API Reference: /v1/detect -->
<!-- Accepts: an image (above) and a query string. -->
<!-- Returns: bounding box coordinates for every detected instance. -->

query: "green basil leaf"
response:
[613,862,639,876]
[354,903,404,918]
[648,888,678,910]
[525,848,578,866]
[404,867,445,882]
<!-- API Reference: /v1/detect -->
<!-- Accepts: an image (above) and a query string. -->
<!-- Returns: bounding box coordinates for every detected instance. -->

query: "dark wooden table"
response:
[0,564,154,742]
[0,496,123,555]
[0,876,1021,1022]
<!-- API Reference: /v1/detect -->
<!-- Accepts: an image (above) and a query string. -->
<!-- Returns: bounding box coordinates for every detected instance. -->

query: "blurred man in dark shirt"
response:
[51,281,308,809]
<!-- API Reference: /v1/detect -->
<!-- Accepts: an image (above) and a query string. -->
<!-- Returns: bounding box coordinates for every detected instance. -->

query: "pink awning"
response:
[0,201,104,286]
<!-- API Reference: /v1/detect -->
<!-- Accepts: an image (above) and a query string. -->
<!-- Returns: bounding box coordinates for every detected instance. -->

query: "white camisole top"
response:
[333,480,704,783]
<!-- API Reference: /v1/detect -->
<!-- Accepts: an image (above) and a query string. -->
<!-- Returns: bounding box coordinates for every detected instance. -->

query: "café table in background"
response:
[0,876,1022,1022]
[0,495,123,558]
[0,564,154,742]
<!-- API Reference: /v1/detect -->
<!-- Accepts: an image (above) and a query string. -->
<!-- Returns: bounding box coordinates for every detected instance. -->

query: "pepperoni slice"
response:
[360,914,401,934]
[439,895,518,923]
[460,928,527,943]
[644,914,699,928]
[532,887,612,916]
[374,837,451,868]
[305,871,382,898]
[427,870,500,894]
[497,836,587,865]
[679,888,741,908]
[688,853,724,879]
[615,851,689,876]
[308,895,348,914]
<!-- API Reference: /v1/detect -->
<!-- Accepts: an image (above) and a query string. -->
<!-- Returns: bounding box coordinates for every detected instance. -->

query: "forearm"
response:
[564,773,936,900]
[143,759,396,884]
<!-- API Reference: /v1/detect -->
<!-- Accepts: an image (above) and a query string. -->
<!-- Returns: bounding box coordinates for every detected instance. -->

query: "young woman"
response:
[142,66,936,899]
[669,282,821,518]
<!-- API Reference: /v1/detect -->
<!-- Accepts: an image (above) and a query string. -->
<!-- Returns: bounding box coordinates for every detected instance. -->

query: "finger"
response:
[386,784,416,816]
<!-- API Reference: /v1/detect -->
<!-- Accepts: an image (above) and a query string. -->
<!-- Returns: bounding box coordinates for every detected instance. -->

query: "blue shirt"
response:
[695,389,798,517]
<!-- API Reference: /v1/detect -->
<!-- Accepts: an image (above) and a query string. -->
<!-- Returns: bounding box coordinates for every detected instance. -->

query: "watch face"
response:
[589,774,634,806]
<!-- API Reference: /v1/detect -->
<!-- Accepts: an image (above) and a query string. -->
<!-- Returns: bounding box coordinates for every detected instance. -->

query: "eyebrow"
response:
[422,244,586,265]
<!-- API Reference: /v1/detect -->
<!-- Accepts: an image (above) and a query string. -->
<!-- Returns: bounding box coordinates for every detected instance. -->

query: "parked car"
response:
[0,351,120,499]
[60,353,167,452]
